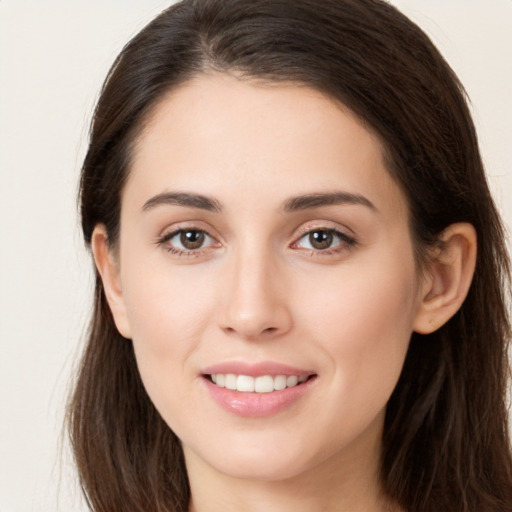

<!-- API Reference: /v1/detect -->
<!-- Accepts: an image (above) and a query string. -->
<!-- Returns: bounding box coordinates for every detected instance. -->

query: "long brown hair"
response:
[69,1,512,510]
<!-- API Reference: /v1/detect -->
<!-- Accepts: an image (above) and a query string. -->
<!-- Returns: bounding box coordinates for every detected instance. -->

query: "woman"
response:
[68,0,512,510]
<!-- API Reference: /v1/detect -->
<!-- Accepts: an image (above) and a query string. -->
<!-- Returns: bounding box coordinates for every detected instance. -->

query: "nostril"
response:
[222,325,279,337]
[218,301,293,339]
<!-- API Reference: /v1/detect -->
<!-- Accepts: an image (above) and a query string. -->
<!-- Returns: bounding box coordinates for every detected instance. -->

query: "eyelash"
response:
[156,226,357,257]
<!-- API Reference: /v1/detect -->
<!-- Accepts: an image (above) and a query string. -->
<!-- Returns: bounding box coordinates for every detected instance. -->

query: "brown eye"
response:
[308,230,334,250]
[159,228,217,254]
[293,228,356,254]
[180,230,206,249]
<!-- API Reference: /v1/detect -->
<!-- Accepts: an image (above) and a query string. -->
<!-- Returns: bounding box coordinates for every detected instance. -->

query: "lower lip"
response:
[202,376,316,417]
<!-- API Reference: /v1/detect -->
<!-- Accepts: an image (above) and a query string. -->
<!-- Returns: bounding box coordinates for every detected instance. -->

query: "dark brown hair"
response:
[69,1,512,510]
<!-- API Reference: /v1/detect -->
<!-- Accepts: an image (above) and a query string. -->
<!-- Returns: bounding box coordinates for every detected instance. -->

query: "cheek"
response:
[122,261,216,348]
[299,255,419,405]
[118,255,220,409]
[119,272,218,442]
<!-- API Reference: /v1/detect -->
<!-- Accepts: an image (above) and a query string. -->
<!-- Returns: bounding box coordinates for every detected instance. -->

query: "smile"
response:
[202,369,317,417]
[200,362,317,416]
[209,374,308,393]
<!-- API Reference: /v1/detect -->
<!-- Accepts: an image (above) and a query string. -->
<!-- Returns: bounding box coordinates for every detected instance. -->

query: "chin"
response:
[210,452,315,482]
[182,426,340,483]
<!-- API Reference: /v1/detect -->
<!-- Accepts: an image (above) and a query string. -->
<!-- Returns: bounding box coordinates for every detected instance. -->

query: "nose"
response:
[218,248,293,340]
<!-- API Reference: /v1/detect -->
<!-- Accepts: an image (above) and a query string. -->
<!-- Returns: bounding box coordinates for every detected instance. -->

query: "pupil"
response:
[309,230,333,250]
[180,230,205,249]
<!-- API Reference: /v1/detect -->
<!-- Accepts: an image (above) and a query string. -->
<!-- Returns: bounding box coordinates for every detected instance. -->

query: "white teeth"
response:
[237,375,255,392]
[255,375,274,393]
[274,375,287,391]
[210,373,309,392]
[286,375,298,387]
[225,374,237,390]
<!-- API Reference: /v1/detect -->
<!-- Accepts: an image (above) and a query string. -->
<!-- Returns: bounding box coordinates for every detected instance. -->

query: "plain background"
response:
[0,1,511,510]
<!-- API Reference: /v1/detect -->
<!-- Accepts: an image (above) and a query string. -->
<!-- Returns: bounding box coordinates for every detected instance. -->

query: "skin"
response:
[93,73,477,512]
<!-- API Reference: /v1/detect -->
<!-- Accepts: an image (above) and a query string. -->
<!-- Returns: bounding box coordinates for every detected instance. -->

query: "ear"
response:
[413,223,477,334]
[91,225,132,339]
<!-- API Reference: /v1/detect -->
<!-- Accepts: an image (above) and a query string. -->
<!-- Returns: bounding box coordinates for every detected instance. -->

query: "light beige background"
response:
[0,1,510,510]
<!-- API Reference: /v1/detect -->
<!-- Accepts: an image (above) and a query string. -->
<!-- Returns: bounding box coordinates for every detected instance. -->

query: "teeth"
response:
[255,375,274,393]
[210,373,309,393]
[225,374,237,390]
[286,375,298,387]
[237,375,255,392]
[274,375,287,391]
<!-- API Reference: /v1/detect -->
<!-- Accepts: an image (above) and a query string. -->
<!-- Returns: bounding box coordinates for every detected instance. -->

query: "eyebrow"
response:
[142,192,222,213]
[141,190,376,214]
[282,192,377,212]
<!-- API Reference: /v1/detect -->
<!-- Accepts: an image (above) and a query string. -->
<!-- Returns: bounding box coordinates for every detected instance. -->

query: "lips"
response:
[200,361,317,417]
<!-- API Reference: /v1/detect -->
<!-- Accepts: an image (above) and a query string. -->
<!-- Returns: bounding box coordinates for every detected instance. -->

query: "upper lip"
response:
[201,360,314,378]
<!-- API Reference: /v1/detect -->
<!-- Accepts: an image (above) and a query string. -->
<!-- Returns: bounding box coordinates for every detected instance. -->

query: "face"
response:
[102,73,428,483]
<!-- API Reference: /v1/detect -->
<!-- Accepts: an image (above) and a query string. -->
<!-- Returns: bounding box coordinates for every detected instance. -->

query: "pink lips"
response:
[201,361,312,378]
[200,361,316,417]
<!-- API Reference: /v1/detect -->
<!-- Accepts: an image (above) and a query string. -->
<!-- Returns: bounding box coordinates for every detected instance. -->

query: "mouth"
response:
[204,373,314,393]
[200,362,317,416]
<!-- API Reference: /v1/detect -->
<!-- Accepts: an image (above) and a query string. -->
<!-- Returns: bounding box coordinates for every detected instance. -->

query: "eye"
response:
[293,228,356,252]
[158,228,218,254]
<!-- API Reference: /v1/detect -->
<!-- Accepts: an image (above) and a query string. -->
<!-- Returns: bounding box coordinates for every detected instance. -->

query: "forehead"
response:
[127,72,406,218]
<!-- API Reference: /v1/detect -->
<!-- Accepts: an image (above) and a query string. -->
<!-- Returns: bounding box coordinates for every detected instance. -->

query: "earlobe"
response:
[413,223,477,334]
[91,225,132,339]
